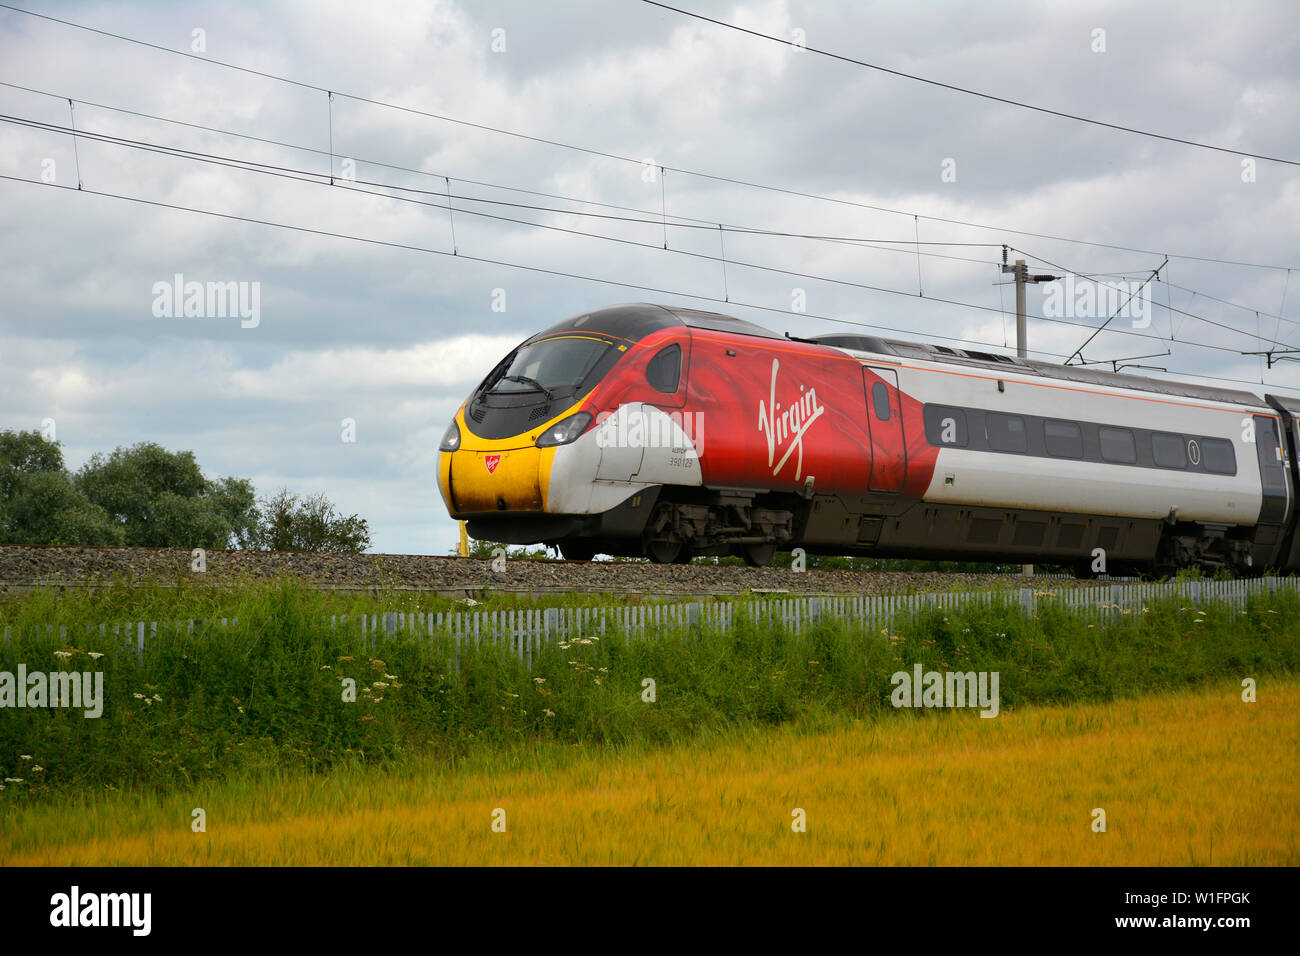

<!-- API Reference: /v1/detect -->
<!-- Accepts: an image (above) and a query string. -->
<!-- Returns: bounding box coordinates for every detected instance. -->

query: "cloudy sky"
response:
[1,0,1296,554]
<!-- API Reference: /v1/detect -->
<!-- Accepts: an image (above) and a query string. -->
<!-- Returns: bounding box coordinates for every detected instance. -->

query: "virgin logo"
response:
[484,454,501,474]
[758,359,825,480]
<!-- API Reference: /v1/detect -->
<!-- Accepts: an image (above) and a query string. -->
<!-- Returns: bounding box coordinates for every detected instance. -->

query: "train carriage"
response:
[438,303,1299,575]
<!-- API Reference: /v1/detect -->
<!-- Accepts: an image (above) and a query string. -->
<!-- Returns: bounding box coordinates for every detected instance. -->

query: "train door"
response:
[1255,414,1291,526]
[863,367,906,493]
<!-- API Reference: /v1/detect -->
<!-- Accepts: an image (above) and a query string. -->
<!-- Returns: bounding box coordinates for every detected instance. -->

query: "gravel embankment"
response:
[0,545,1097,598]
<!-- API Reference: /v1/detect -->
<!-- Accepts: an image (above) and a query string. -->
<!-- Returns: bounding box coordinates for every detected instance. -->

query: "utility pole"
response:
[999,247,1060,577]
[1000,248,1060,358]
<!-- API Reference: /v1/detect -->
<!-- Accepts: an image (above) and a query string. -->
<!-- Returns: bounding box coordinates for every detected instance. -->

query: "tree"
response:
[0,430,122,546]
[255,489,370,553]
[75,442,255,549]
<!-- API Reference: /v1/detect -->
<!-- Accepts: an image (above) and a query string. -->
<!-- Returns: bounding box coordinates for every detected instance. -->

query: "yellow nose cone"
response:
[448,445,549,513]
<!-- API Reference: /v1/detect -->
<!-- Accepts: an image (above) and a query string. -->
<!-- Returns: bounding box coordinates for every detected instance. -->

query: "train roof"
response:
[544,304,1268,408]
[807,332,1266,408]
[530,302,783,344]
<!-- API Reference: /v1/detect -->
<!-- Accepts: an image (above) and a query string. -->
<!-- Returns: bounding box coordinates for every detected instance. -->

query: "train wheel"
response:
[560,541,597,561]
[741,542,777,567]
[645,539,684,564]
[671,546,693,565]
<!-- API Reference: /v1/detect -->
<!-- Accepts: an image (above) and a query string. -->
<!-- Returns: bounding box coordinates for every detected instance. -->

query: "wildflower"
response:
[373,697,383,702]
[54,651,72,659]
[4,778,23,784]
[152,693,162,701]
[88,652,104,660]
[533,677,546,684]
[593,678,601,685]
[32,766,43,772]
[237,706,244,714]
[384,674,397,680]
[133,693,144,699]
[372,682,389,689]
[320,665,332,670]
[19,755,31,761]
[144,698,153,706]
[544,709,555,718]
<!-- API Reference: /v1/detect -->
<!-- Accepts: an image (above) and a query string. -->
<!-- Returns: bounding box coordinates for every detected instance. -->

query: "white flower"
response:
[19,755,31,761]
[31,765,43,772]
[152,693,162,701]
[533,677,546,683]
[4,778,22,784]
[88,652,104,660]
[54,651,72,659]
[384,674,397,680]
[133,693,144,699]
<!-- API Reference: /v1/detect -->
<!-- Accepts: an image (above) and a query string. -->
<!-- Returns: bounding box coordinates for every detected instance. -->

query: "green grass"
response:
[0,577,1296,801]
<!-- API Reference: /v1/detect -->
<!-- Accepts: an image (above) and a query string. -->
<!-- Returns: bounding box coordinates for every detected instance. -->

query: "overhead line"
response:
[641,0,1300,167]
[0,3,1294,271]
[2,171,1295,396]
[6,111,1278,360]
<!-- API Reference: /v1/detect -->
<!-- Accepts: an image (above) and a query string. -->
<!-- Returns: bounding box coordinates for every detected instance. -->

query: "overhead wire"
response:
[3,109,1282,362]
[640,1,1299,167]
[0,2,1295,271]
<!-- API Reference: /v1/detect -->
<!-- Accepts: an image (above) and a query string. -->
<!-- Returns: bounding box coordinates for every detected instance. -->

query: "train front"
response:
[437,303,689,554]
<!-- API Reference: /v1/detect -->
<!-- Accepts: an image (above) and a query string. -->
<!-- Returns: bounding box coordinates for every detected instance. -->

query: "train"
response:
[437,302,1300,575]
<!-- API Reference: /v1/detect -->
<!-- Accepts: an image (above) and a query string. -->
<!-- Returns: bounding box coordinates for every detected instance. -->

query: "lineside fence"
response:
[4,576,1295,667]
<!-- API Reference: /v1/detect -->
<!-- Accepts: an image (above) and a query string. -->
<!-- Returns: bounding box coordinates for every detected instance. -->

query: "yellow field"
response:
[2,679,1296,865]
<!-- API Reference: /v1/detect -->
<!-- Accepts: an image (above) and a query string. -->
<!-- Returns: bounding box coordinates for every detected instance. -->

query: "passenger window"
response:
[872,381,891,421]
[924,404,967,446]
[645,344,681,393]
[1099,426,1137,464]
[1043,419,1083,458]
[986,412,1027,453]
[1202,438,1236,475]
[1151,432,1188,469]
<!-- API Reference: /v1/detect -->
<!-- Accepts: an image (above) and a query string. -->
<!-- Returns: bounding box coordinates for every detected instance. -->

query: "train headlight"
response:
[439,419,461,452]
[536,411,593,447]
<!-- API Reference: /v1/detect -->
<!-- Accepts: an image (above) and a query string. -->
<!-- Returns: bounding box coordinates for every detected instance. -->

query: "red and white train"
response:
[438,303,1300,574]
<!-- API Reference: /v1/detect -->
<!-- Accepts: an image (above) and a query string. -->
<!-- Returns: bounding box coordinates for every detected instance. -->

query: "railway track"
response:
[0,545,1108,599]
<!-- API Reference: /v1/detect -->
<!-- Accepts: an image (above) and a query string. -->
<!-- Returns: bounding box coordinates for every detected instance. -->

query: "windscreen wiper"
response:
[500,374,555,399]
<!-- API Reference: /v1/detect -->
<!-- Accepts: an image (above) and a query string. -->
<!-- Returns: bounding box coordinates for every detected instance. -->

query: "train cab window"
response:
[1151,432,1188,469]
[1043,419,1083,459]
[1202,438,1237,475]
[923,404,968,446]
[986,412,1027,453]
[1099,426,1137,464]
[872,381,891,421]
[645,344,681,393]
